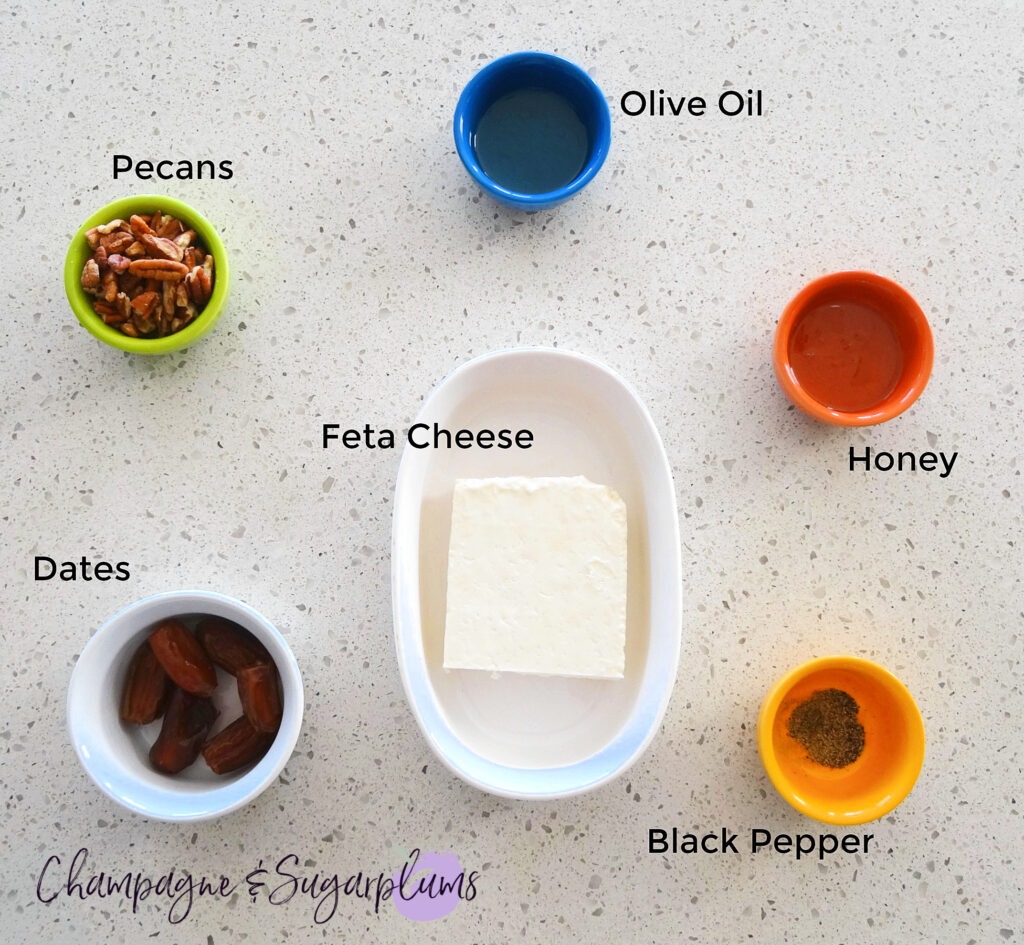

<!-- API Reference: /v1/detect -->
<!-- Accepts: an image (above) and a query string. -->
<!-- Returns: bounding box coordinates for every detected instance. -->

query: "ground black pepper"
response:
[786,688,865,768]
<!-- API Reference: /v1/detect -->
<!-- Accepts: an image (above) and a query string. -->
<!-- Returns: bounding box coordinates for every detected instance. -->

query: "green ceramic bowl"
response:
[64,195,230,354]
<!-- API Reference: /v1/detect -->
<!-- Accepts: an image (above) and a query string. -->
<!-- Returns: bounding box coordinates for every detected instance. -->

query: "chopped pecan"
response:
[101,269,118,302]
[81,258,100,290]
[142,233,185,262]
[155,214,182,238]
[129,214,154,238]
[134,314,156,335]
[100,231,134,255]
[186,265,212,304]
[162,280,176,316]
[130,290,160,318]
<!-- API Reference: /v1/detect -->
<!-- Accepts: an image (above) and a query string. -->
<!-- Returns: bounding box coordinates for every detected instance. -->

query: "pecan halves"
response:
[128,258,189,280]
[81,209,215,339]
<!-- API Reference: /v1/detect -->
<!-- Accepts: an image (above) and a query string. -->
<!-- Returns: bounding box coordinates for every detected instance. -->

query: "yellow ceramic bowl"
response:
[758,656,925,825]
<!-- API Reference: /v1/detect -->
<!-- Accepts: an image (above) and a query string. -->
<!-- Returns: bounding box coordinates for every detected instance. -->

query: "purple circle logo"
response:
[392,849,473,921]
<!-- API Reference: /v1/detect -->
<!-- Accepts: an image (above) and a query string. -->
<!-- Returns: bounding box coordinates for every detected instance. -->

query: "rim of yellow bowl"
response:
[64,195,230,355]
[757,655,925,825]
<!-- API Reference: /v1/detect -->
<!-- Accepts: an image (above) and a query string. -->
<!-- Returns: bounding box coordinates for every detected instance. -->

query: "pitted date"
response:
[197,617,271,675]
[149,689,219,774]
[202,716,274,774]
[149,619,218,697]
[237,662,283,733]
[124,614,284,777]
[119,639,170,724]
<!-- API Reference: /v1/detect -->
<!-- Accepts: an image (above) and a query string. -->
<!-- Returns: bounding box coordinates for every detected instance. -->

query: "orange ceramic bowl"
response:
[758,656,925,825]
[773,271,933,426]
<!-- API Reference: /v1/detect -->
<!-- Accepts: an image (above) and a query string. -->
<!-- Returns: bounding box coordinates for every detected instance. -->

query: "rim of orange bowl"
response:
[64,195,230,355]
[757,655,926,825]
[772,271,934,427]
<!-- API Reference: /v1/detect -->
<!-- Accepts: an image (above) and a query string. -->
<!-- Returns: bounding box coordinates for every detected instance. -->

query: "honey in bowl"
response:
[773,271,934,426]
[787,299,903,412]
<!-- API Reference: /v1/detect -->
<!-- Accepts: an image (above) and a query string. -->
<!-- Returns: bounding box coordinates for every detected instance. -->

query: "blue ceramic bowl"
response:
[453,52,611,211]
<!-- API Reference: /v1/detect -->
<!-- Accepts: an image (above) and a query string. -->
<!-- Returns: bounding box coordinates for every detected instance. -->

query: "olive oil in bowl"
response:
[453,51,612,210]
[472,87,589,195]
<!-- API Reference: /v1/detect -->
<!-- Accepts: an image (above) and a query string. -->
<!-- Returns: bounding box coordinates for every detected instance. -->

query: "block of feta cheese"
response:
[443,476,627,678]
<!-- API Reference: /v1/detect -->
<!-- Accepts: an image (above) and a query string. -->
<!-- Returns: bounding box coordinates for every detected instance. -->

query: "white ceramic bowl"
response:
[68,590,303,821]
[392,348,682,798]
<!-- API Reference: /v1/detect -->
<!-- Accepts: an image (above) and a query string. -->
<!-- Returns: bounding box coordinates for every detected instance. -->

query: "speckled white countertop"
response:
[1,1,1022,942]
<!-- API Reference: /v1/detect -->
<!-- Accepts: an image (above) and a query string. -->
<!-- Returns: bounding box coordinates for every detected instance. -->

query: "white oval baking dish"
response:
[392,347,681,798]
